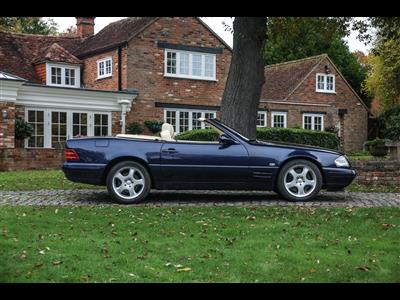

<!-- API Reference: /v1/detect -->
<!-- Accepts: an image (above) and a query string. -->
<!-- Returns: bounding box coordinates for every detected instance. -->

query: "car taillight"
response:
[65,148,79,161]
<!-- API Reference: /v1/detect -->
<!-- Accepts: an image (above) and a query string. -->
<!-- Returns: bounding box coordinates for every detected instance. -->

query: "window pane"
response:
[94,126,100,136]
[192,112,202,129]
[37,136,44,148]
[192,54,202,76]
[81,113,87,124]
[257,113,266,127]
[102,114,108,126]
[166,51,176,74]
[73,125,79,136]
[179,111,189,133]
[81,126,87,136]
[28,110,35,122]
[317,75,325,90]
[95,114,101,125]
[304,116,312,130]
[204,55,214,78]
[180,53,189,75]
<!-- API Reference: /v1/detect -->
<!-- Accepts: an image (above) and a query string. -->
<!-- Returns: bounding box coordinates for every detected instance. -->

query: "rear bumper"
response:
[62,162,107,185]
[323,167,357,191]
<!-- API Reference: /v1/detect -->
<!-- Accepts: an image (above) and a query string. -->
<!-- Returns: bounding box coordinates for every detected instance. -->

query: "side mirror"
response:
[218,134,235,145]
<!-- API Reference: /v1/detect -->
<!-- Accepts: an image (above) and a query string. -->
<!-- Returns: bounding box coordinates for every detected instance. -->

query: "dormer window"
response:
[97,57,112,79]
[46,63,80,88]
[316,73,335,93]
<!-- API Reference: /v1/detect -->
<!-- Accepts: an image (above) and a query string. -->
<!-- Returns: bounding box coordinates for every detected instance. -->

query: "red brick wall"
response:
[81,47,127,91]
[352,160,400,186]
[125,17,231,126]
[0,148,64,171]
[0,102,16,149]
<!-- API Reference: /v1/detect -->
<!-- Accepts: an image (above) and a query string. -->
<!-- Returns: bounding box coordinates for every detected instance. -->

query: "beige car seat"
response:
[160,123,175,141]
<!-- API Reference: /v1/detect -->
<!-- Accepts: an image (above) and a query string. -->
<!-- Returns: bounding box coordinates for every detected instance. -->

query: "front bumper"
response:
[62,162,107,185]
[323,167,357,191]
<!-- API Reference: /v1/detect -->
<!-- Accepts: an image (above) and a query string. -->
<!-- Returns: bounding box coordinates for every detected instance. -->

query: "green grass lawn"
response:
[0,206,399,283]
[1,169,399,193]
[0,169,102,191]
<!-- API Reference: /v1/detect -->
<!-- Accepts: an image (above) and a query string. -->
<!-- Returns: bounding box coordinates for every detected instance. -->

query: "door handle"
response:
[162,148,178,154]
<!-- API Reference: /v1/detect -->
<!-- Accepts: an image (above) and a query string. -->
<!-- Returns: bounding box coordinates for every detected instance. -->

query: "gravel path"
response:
[1,189,400,207]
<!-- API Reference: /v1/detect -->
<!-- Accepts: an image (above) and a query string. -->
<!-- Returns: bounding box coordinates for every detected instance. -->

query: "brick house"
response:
[0,17,368,171]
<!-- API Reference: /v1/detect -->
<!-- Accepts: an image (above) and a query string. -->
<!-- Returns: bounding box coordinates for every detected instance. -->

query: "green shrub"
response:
[126,122,144,134]
[366,138,388,157]
[15,118,33,140]
[176,129,220,141]
[256,128,340,150]
[144,120,163,134]
[176,127,340,150]
[365,138,387,147]
[378,106,400,141]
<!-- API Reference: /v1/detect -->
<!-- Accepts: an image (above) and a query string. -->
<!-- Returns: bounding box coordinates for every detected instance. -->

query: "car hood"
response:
[250,139,343,155]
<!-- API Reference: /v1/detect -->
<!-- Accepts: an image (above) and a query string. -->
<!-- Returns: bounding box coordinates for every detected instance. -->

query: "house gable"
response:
[288,55,369,113]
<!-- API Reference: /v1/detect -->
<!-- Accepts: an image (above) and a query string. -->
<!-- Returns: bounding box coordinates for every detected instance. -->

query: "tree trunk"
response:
[220,17,267,140]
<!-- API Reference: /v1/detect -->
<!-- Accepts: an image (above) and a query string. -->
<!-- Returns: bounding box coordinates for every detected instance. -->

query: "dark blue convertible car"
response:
[63,118,356,204]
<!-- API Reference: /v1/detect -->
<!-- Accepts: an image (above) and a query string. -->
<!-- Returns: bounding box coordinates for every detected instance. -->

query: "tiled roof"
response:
[73,17,158,57]
[261,54,326,100]
[32,43,82,65]
[0,31,83,83]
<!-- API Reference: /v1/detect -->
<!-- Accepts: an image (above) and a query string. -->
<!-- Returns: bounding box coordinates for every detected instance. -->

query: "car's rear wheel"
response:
[106,161,151,204]
[276,159,322,202]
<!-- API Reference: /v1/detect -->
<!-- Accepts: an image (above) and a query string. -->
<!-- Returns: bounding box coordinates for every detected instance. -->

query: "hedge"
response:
[256,128,340,150]
[176,127,340,150]
[176,129,220,141]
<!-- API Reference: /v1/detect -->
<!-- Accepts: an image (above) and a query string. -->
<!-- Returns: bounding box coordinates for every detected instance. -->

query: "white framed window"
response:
[316,73,335,93]
[302,113,324,131]
[94,113,109,136]
[164,49,216,81]
[97,57,112,79]
[51,111,67,148]
[256,111,267,127]
[27,110,45,148]
[25,109,111,148]
[46,63,80,88]
[271,111,287,128]
[164,109,217,134]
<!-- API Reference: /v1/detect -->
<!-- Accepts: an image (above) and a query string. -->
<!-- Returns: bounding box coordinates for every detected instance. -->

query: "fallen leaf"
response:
[165,262,172,267]
[52,261,63,266]
[174,264,183,268]
[177,267,191,272]
[309,268,317,273]
[246,216,256,221]
[357,266,371,272]
[381,223,395,228]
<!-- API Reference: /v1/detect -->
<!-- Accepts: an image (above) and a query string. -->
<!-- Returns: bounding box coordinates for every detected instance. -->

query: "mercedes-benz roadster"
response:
[63,118,356,204]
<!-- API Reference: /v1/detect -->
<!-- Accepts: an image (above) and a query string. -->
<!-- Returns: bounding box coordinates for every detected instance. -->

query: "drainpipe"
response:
[118,99,132,134]
[118,46,122,91]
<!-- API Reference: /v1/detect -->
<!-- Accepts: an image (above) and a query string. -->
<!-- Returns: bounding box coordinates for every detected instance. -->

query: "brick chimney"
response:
[76,17,95,38]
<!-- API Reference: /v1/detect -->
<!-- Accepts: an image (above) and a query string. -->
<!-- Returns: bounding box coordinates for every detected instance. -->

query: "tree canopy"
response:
[264,17,372,107]
[0,17,58,35]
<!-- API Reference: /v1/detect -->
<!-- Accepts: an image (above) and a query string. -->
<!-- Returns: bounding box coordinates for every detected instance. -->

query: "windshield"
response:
[206,119,250,142]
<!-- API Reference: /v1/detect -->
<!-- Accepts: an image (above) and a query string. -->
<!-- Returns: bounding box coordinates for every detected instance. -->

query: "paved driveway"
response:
[1,189,400,207]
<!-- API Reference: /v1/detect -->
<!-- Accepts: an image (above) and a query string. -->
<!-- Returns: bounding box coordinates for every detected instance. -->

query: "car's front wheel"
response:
[276,159,322,202]
[106,161,151,204]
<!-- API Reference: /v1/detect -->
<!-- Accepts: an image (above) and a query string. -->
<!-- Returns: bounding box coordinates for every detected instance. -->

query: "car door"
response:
[160,139,250,188]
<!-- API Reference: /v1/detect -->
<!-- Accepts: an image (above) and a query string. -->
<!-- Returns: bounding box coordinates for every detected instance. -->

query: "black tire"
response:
[106,161,151,204]
[276,159,322,202]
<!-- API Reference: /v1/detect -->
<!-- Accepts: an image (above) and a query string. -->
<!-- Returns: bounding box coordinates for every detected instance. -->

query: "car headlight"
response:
[334,155,349,167]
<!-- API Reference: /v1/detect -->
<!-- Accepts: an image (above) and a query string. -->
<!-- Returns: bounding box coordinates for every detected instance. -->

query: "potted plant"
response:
[366,138,388,157]
[144,120,163,134]
[14,118,33,147]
